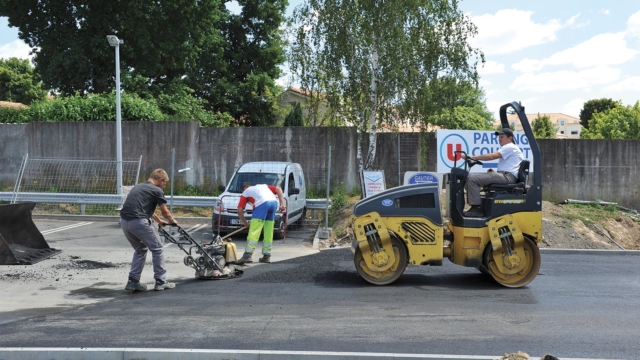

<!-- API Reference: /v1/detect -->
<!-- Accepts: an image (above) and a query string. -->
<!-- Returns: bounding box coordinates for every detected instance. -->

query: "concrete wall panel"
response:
[1,122,639,209]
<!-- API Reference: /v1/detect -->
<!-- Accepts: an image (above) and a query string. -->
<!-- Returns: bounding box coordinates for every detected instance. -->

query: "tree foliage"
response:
[185,0,288,126]
[579,98,619,131]
[284,102,305,126]
[0,57,47,105]
[427,82,494,130]
[0,0,287,126]
[533,113,556,138]
[0,0,224,95]
[580,101,640,139]
[0,92,234,126]
[289,0,483,169]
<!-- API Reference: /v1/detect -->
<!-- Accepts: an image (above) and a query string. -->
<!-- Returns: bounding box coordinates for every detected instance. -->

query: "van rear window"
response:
[227,173,285,193]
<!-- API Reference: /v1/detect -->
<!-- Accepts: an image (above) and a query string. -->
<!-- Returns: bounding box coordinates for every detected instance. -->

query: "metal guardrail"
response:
[0,192,331,209]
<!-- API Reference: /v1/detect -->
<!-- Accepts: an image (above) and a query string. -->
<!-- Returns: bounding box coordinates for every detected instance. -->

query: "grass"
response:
[557,203,633,226]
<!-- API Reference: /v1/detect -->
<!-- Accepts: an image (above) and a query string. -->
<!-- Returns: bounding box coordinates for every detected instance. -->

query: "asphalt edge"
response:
[31,214,640,256]
[0,348,605,360]
[539,248,640,255]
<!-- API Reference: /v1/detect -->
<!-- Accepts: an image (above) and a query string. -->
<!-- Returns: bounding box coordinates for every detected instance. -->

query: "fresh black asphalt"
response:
[1,249,639,359]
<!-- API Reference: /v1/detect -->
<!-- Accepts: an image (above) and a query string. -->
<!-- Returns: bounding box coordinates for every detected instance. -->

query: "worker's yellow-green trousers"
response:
[245,219,274,256]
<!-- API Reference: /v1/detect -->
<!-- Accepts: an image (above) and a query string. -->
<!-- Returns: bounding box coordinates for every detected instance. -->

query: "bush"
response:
[0,106,31,123]
[0,92,166,123]
[329,181,348,225]
[0,91,235,126]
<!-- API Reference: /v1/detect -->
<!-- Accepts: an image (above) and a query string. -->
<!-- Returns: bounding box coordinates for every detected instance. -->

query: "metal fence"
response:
[10,155,142,215]
[2,135,430,232]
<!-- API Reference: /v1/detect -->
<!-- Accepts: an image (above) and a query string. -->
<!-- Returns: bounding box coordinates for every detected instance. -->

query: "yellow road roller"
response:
[350,101,541,288]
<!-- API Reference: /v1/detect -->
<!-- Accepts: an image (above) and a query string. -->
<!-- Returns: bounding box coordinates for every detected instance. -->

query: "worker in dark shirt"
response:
[120,168,177,291]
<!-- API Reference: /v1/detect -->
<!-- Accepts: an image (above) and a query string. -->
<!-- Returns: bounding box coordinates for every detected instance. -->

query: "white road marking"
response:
[41,222,93,235]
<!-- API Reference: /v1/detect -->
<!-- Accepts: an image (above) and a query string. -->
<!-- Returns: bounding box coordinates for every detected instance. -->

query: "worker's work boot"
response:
[125,279,147,291]
[154,279,176,291]
[259,255,271,263]
[463,205,484,217]
[235,252,253,265]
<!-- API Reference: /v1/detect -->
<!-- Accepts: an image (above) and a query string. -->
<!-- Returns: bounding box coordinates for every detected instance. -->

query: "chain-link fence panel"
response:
[12,156,142,215]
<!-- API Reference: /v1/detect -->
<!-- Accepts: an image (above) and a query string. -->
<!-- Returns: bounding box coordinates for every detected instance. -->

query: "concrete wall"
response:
[1,122,639,209]
[0,124,28,189]
[539,139,640,205]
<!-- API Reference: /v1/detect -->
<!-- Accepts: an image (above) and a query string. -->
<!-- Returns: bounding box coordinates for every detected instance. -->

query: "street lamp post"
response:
[107,35,124,198]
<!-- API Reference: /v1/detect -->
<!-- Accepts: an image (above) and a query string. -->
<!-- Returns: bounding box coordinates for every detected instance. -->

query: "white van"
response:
[212,161,306,239]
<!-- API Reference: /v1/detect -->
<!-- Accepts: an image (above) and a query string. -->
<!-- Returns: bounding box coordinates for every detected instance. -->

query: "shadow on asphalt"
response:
[234,247,525,292]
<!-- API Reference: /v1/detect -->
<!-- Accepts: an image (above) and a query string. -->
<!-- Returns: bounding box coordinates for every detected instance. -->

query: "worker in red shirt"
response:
[235,183,286,264]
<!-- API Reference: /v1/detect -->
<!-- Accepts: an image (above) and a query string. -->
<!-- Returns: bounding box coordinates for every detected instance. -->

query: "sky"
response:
[2,0,640,118]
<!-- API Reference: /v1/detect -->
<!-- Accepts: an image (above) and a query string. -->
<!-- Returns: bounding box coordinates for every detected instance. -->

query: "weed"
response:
[329,182,348,226]
[558,203,635,229]
[173,185,216,197]
[307,186,327,199]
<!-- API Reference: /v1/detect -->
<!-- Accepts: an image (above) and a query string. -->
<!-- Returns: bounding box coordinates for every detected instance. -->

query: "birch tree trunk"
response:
[364,38,379,171]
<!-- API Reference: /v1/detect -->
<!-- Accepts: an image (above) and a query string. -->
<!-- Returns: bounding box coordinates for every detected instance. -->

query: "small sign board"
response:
[361,170,386,198]
[403,172,443,191]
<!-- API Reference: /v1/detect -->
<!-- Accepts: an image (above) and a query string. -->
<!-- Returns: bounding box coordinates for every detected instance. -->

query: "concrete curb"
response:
[540,248,640,255]
[1,348,602,360]
[312,227,331,249]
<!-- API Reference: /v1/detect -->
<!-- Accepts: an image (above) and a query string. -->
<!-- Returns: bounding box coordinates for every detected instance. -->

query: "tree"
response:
[284,102,304,126]
[289,0,483,170]
[580,101,640,139]
[0,58,47,105]
[533,113,556,138]
[579,98,619,131]
[186,0,288,126]
[1,0,289,126]
[427,82,494,130]
[0,0,227,96]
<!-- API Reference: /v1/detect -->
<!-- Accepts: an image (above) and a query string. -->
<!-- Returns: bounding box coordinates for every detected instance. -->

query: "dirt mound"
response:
[326,199,640,250]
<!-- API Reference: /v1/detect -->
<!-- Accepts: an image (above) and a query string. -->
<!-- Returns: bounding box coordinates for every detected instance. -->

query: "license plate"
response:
[230,219,243,225]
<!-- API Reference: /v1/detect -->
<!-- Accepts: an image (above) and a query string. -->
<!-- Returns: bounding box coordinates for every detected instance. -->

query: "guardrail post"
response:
[170,148,175,213]
[11,153,28,204]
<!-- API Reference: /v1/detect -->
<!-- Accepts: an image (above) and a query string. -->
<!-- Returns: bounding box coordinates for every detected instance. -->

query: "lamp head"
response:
[106,35,123,47]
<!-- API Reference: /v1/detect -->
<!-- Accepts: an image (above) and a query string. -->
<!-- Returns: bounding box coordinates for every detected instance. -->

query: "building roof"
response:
[0,101,28,109]
[495,113,581,127]
[286,87,313,97]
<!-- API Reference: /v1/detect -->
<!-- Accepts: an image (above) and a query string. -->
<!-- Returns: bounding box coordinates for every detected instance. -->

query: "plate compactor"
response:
[158,224,244,280]
[350,101,542,288]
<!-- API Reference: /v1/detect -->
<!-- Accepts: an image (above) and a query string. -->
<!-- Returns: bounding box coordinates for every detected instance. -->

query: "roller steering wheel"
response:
[465,156,483,168]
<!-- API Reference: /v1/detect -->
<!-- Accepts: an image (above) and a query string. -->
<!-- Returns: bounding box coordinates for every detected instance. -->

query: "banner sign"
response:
[361,170,386,198]
[436,130,534,173]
